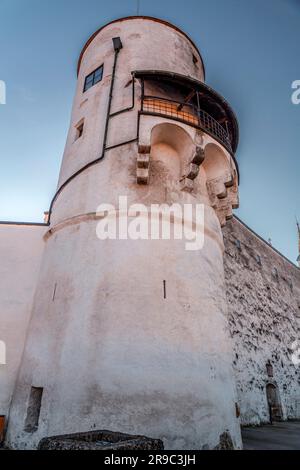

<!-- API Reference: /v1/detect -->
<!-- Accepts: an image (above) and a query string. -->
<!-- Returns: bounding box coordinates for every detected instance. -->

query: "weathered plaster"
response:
[0,224,45,418]
[5,18,241,450]
[223,217,300,425]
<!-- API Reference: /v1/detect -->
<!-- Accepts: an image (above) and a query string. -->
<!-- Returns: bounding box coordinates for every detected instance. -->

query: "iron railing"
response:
[141,95,232,153]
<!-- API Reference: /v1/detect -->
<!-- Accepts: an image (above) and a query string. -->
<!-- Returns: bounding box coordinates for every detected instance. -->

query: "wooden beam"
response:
[177,90,196,111]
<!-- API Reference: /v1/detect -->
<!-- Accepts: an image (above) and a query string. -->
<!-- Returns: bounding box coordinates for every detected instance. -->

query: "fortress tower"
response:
[6,17,241,449]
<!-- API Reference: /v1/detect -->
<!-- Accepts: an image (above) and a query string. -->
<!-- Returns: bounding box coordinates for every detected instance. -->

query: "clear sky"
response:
[0,0,299,263]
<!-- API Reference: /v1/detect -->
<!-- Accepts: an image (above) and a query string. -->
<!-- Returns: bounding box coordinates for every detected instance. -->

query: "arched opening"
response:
[266,383,283,423]
[202,143,231,183]
[150,123,194,182]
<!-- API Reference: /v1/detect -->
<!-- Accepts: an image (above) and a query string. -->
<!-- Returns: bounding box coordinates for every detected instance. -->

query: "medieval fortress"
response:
[0,16,299,450]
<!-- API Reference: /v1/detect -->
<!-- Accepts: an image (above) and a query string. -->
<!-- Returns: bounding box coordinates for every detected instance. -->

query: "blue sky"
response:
[0,0,299,263]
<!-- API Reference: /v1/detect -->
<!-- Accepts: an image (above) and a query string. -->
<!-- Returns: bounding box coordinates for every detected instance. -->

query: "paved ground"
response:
[2,422,300,450]
[242,421,300,450]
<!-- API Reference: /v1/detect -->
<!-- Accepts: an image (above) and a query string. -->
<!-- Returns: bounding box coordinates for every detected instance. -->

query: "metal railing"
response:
[142,95,232,153]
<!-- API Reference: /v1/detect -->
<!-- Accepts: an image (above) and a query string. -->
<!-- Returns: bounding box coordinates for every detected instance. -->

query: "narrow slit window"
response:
[255,254,261,265]
[235,239,241,251]
[75,121,84,140]
[83,65,103,92]
[266,362,273,378]
[272,267,279,281]
[24,386,43,433]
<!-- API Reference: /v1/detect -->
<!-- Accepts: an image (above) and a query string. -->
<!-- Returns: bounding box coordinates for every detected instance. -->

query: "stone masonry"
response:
[223,216,300,425]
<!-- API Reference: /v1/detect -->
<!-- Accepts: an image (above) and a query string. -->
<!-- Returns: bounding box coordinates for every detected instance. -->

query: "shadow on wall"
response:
[150,123,195,183]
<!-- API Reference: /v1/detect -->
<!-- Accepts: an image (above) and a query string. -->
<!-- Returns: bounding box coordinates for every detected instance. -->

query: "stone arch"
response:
[202,143,231,183]
[149,123,195,185]
[203,142,234,201]
[151,122,194,153]
[201,143,239,225]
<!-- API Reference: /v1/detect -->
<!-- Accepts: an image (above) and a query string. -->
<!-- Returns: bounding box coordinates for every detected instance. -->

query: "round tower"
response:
[7,17,241,449]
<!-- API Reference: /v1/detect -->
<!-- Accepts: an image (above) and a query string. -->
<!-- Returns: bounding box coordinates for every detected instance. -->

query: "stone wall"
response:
[223,217,300,425]
[0,223,46,419]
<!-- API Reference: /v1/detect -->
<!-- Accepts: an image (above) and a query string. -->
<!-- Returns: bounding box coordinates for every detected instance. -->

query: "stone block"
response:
[38,430,164,451]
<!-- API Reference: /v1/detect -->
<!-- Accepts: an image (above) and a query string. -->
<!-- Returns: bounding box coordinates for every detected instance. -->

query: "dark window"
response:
[83,65,103,92]
[76,122,84,140]
[272,267,279,281]
[24,387,43,433]
[235,239,241,250]
[255,254,261,265]
[266,362,273,378]
[94,67,103,81]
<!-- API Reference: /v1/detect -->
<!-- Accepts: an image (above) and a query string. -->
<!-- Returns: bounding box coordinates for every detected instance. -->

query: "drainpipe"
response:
[47,37,123,225]
[101,37,123,155]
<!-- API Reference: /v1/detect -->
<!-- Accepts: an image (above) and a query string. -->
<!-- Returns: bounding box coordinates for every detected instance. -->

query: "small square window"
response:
[83,65,103,92]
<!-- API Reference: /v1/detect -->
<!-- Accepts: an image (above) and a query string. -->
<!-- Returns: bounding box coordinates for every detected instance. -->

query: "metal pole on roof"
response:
[296,217,300,267]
